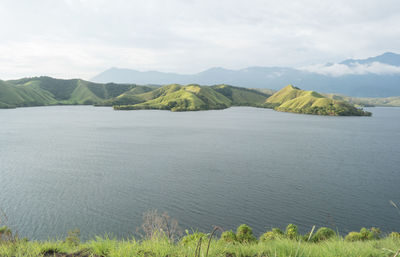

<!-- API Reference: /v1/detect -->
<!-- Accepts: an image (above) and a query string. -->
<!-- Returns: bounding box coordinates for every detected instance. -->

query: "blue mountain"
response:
[91,53,400,97]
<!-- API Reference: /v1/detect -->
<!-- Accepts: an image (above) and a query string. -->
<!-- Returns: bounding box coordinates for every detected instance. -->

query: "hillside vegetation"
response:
[0,77,138,107]
[324,94,400,107]
[0,77,373,116]
[266,85,372,116]
[112,84,270,111]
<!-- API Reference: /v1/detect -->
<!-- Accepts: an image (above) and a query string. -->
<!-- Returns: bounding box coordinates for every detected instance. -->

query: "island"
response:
[0,76,371,116]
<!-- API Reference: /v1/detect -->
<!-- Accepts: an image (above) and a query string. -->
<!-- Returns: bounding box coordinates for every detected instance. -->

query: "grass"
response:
[0,77,375,116]
[0,236,399,257]
[267,85,372,116]
[113,84,271,111]
[0,77,138,107]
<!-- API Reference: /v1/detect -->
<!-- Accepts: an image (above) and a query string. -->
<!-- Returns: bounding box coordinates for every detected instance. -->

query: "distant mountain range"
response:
[91,52,400,97]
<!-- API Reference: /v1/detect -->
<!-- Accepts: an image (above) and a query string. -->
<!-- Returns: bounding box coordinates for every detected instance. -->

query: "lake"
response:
[0,106,399,240]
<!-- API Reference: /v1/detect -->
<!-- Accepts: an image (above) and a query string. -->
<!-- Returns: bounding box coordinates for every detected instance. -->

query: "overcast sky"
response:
[0,0,399,79]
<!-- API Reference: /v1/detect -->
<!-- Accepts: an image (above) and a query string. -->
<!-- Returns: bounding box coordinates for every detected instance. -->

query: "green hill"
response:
[113,84,270,111]
[0,77,373,116]
[266,85,371,116]
[0,77,138,107]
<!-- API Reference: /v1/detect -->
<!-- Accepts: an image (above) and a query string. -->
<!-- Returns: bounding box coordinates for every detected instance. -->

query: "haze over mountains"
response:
[92,52,400,97]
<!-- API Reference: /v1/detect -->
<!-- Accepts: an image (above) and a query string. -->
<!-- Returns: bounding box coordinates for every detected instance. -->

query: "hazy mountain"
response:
[340,52,400,66]
[91,53,400,97]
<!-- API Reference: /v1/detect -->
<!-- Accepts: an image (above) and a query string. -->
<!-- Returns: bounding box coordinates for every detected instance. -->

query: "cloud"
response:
[0,0,400,79]
[302,62,400,77]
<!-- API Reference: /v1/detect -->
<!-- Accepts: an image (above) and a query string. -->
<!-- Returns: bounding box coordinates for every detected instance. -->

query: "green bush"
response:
[180,230,207,245]
[65,229,80,246]
[345,232,363,242]
[220,230,237,243]
[285,224,298,240]
[312,227,335,242]
[260,228,284,242]
[236,224,257,244]
[389,232,400,239]
[368,227,381,240]
[345,227,381,241]
[0,226,13,242]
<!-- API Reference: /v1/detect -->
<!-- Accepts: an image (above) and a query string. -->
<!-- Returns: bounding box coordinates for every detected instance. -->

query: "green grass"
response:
[267,85,372,116]
[0,78,375,116]
[113,84,270,111]
[0,236,399,257]
[0,77,138,107]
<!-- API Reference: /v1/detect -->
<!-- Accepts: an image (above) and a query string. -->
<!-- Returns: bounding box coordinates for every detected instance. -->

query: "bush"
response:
[345,227,381,241]
[259,228,284,242]
[0,226,12,242]
[368,227,381,240]
[345,232,363,242]
[236,224,257,244]
[138,209,182,241]
[220,230,237,243]
[65,229,80,246]
[285,224,298,240]
[311,227,335,242]
[180,230,207,245]
[389,232,400,239]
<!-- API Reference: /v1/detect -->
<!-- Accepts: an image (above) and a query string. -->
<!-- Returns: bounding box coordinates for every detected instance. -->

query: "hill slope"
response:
[0,77,372,116]
[0,77,140,107]
[266,85,371,116]
[113,84,269,111]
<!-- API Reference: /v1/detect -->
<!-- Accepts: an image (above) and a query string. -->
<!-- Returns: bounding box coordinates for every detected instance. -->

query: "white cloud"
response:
[302,62,400,77]
[0,0,400,79]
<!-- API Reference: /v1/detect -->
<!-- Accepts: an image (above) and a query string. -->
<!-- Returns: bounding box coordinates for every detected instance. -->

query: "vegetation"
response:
[1,223,400,257]
[112,84,270,111]
[0,77,375,116]
[0,77,138,108]
[266,85,372,116]
[1,209,400,256]
[324,94,400,107]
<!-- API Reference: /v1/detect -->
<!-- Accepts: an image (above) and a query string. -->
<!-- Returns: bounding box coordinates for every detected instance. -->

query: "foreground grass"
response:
[1,237,399,257]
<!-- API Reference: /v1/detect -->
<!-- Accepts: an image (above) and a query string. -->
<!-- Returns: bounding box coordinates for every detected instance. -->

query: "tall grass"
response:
[1,235,400,257]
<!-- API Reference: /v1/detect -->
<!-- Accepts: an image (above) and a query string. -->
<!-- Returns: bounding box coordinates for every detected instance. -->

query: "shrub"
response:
[345,228,381,241]
[220,230,237,243]
[138,209,182,241]
[368,227,381,240]
[65,229,80,246]
[180,230,207,245]
[259,228,284,242]
[236,224,257,244]
[0,226,12,242]
[311,227,335,242]
[389,232,400,239]
[285,224,298,240]
[345,232,363,242]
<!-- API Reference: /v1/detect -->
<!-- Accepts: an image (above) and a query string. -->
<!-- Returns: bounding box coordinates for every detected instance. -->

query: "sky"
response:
[0,0,400,80]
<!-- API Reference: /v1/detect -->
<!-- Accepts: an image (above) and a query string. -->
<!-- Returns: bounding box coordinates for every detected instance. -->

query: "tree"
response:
[138,209,182,241]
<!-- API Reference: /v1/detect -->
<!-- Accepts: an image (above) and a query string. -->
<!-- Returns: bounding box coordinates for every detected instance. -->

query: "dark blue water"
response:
[0,106,399,240]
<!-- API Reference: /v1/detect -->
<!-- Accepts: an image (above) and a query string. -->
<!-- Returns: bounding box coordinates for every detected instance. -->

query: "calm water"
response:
[0,106,399,240]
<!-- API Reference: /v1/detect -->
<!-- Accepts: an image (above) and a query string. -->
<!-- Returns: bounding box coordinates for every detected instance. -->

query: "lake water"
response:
[0,106,399,240]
